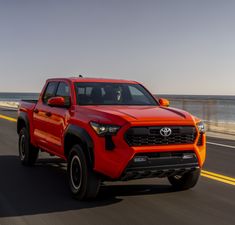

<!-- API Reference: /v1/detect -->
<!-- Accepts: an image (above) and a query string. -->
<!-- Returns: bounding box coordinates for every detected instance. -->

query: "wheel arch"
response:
[17,112,30,134]
[64,125,94,168]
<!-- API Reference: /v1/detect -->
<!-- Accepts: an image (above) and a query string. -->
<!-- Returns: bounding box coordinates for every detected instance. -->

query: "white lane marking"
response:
[207,141,235,149]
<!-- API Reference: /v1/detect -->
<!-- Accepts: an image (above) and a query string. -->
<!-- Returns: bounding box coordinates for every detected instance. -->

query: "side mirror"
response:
[48,96,70,108]
[159,98,170,107]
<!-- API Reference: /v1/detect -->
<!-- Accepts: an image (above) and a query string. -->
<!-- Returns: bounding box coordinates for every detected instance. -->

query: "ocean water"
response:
[159,94,235,101]
[0,92,39,101]
[159,95,235,124]
[0,93,235,123]
[1,93,235,102]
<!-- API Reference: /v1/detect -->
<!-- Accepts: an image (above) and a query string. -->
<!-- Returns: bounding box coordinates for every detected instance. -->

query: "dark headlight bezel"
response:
[196,121,205,134]
[90,122,120,136]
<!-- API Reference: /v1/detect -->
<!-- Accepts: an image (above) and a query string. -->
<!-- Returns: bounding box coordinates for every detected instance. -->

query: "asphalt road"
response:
[0,108,234,225]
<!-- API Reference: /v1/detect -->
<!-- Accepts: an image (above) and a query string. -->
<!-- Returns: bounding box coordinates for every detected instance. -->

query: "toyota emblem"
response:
[160,127,172,137]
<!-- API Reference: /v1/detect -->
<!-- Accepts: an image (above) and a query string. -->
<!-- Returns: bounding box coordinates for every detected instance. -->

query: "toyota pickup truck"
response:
[17,77,206,200]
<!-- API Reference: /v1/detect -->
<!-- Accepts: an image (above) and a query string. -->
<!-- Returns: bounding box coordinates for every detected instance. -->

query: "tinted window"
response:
[56,82,70,97]
[56,82,71,105]
[129,86,151,103]
[74,82,157,106]
[43,82,58,103]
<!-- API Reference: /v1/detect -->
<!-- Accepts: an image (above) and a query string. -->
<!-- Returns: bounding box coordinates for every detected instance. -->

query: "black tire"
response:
[67,144,101,200]
[18,127,39,166]
[168,168,201,190]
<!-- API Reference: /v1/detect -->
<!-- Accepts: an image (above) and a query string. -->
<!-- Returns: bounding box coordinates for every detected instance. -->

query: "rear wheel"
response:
[67,144,101,200]
[168,168,201,190]
[19,127,39,166]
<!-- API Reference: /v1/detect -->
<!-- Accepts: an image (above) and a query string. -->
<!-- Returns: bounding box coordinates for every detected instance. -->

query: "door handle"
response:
[45,112,52,117]
[34,109,39,114]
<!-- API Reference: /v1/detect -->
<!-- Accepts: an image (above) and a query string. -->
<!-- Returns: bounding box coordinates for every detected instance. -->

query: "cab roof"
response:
[46,77,139,84]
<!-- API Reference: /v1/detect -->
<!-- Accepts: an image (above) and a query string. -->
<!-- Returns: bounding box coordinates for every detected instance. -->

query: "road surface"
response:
[0,108,234,225]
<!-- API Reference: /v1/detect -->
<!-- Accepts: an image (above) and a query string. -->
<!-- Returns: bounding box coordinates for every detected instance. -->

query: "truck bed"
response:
[19,100,38,113]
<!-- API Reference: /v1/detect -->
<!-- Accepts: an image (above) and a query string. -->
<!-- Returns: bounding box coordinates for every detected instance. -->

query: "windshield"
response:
[74,82,158,106]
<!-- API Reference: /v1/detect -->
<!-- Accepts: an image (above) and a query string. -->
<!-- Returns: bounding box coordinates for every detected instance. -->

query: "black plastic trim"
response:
[125,126,197,146]
[64,124,94,165]
[120,151,199,181]
[17,112,30,134]
[105,135,115,150]
[197,133,203,146]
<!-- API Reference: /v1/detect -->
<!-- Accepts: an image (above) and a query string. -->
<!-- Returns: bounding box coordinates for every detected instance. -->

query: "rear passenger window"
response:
[43,82,58,103]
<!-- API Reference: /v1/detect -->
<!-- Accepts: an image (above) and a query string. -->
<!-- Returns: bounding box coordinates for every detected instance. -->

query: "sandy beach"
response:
[0,101,19,109]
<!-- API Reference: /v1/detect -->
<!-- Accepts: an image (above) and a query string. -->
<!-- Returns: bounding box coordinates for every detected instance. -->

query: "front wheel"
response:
[19,127,39,166]
[67,144,101,200]
[168,168,201,190]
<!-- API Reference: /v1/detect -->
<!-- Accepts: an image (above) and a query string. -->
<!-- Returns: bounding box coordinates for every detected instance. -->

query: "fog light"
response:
[134,156,148,163]
[183,153,193,159]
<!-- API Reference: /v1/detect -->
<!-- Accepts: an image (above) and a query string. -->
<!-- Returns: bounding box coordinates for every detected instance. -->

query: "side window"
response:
[56,82,71,105]
[43,82,58,103]
[56,82,70,97]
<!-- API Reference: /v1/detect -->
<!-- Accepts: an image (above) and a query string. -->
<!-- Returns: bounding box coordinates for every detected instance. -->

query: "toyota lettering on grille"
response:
[160,127,172,137]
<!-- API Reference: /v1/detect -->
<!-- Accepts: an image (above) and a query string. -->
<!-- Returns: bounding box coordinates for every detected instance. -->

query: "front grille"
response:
[125,126,197,146]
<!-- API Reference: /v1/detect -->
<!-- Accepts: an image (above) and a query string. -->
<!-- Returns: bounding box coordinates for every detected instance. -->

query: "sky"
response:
[0,0,235,95]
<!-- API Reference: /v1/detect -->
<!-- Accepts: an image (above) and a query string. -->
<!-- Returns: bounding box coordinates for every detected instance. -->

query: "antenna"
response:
[78,74,83,78]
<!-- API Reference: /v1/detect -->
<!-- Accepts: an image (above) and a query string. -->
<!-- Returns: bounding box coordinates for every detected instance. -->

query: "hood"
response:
[79,105,195,123]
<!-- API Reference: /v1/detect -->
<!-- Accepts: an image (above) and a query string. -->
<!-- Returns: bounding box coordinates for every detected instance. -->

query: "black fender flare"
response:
[17,112,30,134]
[64,124,94,166]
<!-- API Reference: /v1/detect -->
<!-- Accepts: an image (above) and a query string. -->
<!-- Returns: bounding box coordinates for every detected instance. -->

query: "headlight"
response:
[90,122,120,136]
[196,121,205,133]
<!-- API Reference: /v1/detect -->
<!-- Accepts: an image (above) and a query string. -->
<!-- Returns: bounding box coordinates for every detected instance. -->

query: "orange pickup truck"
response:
[17,77,206,200]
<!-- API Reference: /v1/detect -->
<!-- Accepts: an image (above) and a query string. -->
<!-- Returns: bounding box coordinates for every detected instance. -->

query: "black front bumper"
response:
[120,151,199,181]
